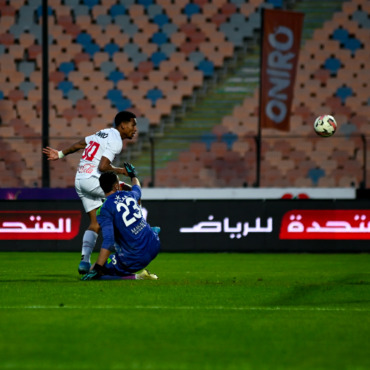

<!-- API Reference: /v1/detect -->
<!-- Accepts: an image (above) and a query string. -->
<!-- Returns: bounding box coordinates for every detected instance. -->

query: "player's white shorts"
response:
[75,176,105,213]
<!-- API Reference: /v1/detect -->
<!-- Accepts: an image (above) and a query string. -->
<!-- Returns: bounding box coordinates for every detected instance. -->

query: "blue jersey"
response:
[97,185,160,269]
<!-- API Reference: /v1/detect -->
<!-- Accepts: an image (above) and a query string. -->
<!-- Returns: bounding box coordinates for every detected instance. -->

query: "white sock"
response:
[81,230,98,263]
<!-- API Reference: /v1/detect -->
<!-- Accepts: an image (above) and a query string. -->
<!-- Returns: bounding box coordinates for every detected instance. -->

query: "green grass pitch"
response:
[0,252,369,370]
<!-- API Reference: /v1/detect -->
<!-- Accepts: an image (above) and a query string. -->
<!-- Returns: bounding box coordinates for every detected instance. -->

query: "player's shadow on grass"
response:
[37,274,73,278]
[268,274,370,307]
[0,274,76,282]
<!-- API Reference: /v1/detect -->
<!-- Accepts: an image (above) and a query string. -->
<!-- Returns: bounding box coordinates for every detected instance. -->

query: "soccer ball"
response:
[314,115,337,137]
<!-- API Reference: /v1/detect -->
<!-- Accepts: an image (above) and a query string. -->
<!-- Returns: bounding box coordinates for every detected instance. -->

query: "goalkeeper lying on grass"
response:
[81,164,160,281]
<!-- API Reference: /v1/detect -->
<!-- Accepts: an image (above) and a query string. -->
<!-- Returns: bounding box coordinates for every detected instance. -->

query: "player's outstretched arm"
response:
[98,156,129,176]
[43,139,87,161]
[131,176,140,187]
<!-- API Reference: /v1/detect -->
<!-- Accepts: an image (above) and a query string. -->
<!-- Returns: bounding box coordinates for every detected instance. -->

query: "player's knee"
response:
[88,222,100,234]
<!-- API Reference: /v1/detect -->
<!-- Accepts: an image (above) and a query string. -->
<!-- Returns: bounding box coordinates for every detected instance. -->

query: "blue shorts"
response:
[103,241,160,276]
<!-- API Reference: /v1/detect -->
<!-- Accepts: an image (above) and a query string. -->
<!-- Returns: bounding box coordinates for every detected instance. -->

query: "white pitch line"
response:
[0,305,369,312]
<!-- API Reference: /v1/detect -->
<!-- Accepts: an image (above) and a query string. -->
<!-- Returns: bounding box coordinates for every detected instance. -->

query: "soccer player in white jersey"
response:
[43,111,137,274]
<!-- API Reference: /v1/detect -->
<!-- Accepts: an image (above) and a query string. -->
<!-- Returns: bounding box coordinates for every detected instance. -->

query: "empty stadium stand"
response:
[0,0,369,188]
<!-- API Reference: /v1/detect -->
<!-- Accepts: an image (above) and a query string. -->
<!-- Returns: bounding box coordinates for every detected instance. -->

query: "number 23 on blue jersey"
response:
[116,197,142,227]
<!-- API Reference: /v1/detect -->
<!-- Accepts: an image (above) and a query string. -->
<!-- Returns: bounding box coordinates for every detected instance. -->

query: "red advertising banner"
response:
[280,210,370,240]
[0,210,81,240]
[260,9,304,131]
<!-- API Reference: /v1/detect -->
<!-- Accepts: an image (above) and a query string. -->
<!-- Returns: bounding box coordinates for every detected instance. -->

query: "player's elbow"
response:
[98,162,110,173]
[98,157,111,173]
[98,163,106,172]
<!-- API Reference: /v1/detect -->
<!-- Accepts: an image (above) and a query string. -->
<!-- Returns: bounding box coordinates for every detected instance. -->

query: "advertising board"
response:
[0,200,369,252]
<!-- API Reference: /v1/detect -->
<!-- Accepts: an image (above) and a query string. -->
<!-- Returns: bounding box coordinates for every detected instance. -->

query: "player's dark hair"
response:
[114,111,136,127]
[99,172,119,194]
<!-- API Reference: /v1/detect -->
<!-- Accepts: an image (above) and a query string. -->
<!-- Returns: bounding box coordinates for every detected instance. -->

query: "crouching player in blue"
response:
[81,164,160,281]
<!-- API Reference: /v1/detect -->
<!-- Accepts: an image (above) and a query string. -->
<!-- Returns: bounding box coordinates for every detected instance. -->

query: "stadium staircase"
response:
[130,46,260,182]
[130,0,346,185]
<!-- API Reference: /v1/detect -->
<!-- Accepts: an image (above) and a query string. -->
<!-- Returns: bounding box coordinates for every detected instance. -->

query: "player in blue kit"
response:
[81,165,160,280]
